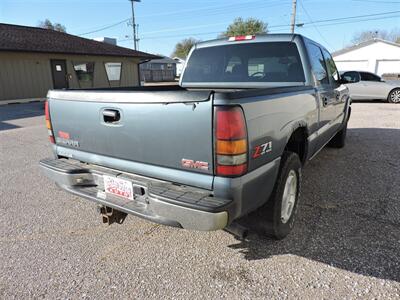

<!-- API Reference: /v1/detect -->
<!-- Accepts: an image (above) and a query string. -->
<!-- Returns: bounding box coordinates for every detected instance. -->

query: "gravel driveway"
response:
[0,101,399,299]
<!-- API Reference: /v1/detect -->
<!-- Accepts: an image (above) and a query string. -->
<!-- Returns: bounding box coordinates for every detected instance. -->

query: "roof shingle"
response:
[0,23,159,59]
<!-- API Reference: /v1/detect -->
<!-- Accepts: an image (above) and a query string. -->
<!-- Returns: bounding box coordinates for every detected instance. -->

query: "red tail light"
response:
[45,101,55,144]
[215,106,248,177]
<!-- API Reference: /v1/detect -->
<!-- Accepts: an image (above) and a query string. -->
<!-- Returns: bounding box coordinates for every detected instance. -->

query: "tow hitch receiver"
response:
[97,205,127,225]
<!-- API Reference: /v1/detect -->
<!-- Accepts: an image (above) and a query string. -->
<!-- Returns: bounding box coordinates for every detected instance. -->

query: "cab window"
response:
[321,49,339,85]
[306,43,329,85]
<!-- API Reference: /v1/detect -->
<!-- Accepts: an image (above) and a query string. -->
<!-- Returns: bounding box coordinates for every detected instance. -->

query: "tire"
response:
[261,151,302,240]
[328,122,347,148]
[388,88,400,103]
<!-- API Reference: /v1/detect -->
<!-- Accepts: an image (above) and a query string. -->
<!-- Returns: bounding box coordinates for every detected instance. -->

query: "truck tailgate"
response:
[48,89,214,188]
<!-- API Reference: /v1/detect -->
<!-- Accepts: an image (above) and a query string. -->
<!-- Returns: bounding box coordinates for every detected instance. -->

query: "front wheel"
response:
[262,151,302,240]
[388,89,400,103]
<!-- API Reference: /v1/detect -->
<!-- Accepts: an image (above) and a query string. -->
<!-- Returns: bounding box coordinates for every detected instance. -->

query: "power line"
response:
[78,18,131,36]
[76,0,291,37]
[302,9,400,25]
[352,0,400,3]
[306,14,400,27]
[118,9,400,42]
[138,0,287,18]
[298,0,334,49]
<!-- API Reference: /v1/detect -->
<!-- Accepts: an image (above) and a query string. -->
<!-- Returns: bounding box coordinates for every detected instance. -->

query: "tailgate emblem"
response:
[181,159,209,170]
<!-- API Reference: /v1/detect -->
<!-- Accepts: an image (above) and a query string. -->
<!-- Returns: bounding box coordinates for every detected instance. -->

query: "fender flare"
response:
[283,121,310,163]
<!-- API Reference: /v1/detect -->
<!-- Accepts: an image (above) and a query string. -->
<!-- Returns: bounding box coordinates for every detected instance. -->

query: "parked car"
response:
[40,34,350,240]
[341,71,400,103]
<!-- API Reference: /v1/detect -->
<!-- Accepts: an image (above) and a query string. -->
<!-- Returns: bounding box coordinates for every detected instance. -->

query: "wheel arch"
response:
[284,123,309,165]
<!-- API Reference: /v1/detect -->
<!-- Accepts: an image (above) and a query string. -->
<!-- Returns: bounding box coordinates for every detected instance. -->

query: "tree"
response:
[171,38,199,59]
[351,28,400,45]
[220,17,268,38]
[38,19,66,33]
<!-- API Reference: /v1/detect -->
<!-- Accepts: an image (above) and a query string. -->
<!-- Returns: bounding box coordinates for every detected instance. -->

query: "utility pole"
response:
[129,0,141,50]
[290,0,297,34]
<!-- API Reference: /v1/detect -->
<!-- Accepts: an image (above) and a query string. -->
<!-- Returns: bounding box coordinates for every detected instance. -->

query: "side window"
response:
[104,62,122,81]
[360,72,381,82]
[322,49,339,84]
[73,62,95,82]
[306,43,329,85]
[342,71,360,83]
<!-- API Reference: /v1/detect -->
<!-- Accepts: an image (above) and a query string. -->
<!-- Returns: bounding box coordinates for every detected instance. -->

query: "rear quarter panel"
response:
[214,88,319,172]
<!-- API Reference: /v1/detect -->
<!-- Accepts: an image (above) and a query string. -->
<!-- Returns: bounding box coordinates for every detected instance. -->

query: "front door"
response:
[306,43,338,152]
[50,60,68,89]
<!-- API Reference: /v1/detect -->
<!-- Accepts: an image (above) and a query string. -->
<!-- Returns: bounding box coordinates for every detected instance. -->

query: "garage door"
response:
[376,60,400,76]
[334,60,369,72]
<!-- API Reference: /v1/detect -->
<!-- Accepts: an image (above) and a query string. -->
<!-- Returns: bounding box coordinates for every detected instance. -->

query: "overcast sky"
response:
[1,0,399,56]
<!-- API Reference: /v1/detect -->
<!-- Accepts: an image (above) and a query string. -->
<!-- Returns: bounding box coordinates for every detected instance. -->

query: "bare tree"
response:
[351,28,400,44]
[38,19,67,33]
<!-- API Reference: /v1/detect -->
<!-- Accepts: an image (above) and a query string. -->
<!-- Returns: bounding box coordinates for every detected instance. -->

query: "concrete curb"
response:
[0,98,45,106]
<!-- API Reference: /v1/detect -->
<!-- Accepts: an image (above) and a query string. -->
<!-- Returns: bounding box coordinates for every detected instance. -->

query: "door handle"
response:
[102,109,121,123]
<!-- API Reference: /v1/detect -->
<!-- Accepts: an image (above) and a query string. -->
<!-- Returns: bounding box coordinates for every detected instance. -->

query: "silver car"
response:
[341,71,400,103]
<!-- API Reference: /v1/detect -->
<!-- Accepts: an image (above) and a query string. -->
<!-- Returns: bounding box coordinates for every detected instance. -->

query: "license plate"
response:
[103,175,134,200]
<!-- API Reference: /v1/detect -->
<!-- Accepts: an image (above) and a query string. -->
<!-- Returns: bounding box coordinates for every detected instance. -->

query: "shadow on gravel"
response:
[231,128,400,282]
[0,102,44,131]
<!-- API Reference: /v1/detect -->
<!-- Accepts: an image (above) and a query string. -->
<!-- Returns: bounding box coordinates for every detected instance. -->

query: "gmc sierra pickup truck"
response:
[40,34,350,239]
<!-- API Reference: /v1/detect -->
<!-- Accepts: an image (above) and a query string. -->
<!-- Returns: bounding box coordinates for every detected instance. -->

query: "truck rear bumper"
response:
[39,158,230,231]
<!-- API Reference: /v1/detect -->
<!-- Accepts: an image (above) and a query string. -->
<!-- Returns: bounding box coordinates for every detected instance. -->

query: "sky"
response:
[1,0,399,56]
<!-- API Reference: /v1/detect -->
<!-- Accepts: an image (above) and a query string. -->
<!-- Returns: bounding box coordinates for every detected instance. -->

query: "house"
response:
[0,23,158,101]
[140,56,177,82]
[332,38,400,77]
[173,57,186,77]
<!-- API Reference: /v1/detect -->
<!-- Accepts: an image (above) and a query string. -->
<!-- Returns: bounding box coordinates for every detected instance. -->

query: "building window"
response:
[73,62,95,82]
[104,62,122,81]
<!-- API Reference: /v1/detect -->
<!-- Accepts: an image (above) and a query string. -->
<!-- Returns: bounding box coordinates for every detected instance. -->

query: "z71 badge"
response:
[252,141,272,159]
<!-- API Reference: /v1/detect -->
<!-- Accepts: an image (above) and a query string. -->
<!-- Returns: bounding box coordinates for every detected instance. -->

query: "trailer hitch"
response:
[97,205,127,225]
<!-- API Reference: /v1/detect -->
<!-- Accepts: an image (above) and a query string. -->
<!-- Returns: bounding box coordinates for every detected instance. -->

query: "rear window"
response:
[182,42,305,87]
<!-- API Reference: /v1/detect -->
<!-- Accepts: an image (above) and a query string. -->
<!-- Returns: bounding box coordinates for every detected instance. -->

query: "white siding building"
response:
[332,39,400,76]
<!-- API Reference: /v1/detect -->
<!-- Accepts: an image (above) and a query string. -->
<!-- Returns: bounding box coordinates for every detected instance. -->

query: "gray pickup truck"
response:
[40,34,350,239]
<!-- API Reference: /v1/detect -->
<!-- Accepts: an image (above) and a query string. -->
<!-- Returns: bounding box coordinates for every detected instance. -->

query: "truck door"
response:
[321,48,347,128]
[306,43,337,149]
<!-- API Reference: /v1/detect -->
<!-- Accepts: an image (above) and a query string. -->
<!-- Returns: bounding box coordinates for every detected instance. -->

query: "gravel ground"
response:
[0,101,399,299]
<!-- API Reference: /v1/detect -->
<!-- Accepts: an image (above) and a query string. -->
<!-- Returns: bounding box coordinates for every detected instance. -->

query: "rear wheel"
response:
[388,89,400,103]
[262,151,302,240]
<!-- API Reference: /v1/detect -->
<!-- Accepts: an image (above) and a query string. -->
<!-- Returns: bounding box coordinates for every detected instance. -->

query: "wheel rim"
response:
[281,170,298,224]
[390,90,400,103]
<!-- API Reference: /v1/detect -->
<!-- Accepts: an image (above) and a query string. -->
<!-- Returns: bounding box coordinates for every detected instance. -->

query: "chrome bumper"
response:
[39,158,230,231]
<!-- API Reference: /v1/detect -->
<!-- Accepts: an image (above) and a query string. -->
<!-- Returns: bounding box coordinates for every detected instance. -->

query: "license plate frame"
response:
[103,175,134,201]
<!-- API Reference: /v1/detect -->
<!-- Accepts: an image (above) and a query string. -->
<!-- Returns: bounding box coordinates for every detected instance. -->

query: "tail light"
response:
[45,100,55,144]
[215,106,248,177]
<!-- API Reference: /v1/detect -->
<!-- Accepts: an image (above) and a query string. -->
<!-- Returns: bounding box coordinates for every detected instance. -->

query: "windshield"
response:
[182,42,305,88]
